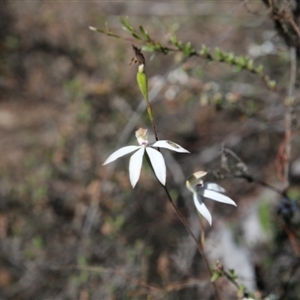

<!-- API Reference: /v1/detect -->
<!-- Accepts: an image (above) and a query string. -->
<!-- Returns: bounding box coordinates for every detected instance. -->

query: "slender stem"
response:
[163,185,222,300]
[147,103,159,141]
[234,174,283,195]
[143,71,159,141]
[282,46,297,189]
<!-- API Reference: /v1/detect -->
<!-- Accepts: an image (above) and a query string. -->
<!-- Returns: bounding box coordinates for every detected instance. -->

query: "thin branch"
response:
[288,47,297,100]
[234,174,283,195]
[276,47,296,188]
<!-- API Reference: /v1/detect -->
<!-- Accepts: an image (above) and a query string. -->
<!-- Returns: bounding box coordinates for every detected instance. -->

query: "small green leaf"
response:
[225,52,234,64]
[256,64,264,73]
[211,271,221,282]
[160,46,169,55]
[131,32,141,40]
[120,16,134,32]
[268,80,276,89]
[235,65,243,72]
[183,41,195,56]
[170,35,178,45]
[235,56,246,67]
[239,284,246,293]
[142,45,156,52]
[228,269,238,280]
[184,41,191,50]
[175,40,183,49]
[247,59,254,70]
[200,44,210,57]
[214,47,224,61]
[139,25,149,40]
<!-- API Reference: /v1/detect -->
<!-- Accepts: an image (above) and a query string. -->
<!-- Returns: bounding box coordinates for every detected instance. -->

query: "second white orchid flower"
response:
[186,171,237,225]
[103,128,190,188]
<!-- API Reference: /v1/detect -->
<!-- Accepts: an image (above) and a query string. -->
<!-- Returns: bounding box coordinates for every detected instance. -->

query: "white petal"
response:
[201,190,237,206]
[193,193,212,225]
[191,171,207,180]
[152,140,190,153]
[129,148,145,188]
[202,182,226,193]
[146,147,166,186]
[103,146,141,165]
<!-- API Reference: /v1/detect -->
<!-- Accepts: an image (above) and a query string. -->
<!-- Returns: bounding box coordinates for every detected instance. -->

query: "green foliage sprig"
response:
[90,17,276,90]
[211,262,260,299]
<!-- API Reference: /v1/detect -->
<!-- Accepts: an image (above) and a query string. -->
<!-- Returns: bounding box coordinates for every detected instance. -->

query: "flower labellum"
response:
[186,171,237,225]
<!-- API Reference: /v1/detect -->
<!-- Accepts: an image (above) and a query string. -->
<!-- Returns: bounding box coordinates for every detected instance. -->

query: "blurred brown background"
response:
[0,1,300,299]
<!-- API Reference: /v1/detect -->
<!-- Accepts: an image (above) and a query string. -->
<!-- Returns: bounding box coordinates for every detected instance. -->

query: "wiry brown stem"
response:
[162,185,222,300]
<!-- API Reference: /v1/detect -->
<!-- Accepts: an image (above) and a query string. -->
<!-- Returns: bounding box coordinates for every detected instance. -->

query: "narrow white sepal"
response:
[129,147,145,188]
[193,193,212,225]
[152,140,190,153]
[102,146,140,165]
[201,190,237,206]
[146,147,166,186]
[202,182,226,193]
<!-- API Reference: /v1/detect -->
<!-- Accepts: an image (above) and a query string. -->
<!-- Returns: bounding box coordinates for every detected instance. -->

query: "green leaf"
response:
[120,16,134,33]
[200,44,210,57]
[211,271,221,282]
[139,25,149,40]
[214,47,224,61]
[228,269,238,280]
[160,46,169,55]
[131,32,141,40]
[268,80,276,89]
[247,59,254,70]
[169,35,178,45]
[236,56,247,67]
[234,65,243,72]
[225,52,234,64]
[256,64,264,73]
[239,284,246,293]
[183,42,195,56]
[141,45,156,52]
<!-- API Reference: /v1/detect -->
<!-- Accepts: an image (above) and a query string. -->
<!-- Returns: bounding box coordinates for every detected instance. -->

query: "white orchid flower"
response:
[103,128,190,188]
[186,171,236,225]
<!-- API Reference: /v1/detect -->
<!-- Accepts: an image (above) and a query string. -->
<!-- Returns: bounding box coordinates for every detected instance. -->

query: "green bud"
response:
[268,80,276,89]
[136,68,148,101]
